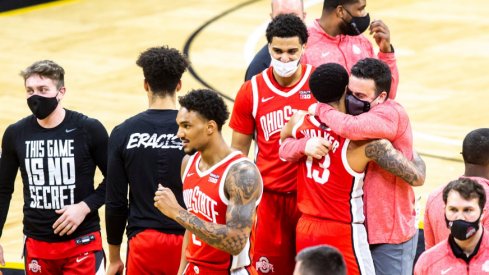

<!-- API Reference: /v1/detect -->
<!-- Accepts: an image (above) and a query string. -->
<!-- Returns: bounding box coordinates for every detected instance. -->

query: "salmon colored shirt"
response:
[302,19,399,99]
[424,177,489,249]
[315,99,415,244]
[414,230,489,275]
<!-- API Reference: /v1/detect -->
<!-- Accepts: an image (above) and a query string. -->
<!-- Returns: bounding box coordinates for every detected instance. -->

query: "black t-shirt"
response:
[0,109,108,241]
[105,109,186,245]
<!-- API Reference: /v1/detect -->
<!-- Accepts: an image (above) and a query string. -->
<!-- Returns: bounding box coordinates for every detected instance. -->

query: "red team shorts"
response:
[253,191,301,275]
[126,229,183,275]
[296,215,375,275]
[24,231,104,275]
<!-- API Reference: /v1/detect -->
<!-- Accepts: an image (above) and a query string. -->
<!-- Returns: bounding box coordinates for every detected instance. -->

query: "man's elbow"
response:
[411,174,425,187]
[229,247,245,256]
[227,232,250,255]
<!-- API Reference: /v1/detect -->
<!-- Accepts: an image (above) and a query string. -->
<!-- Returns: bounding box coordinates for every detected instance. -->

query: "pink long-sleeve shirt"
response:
[415,230,489,275]
[302,19,399,99]
[424,176,489,249]
[315,100,415,244]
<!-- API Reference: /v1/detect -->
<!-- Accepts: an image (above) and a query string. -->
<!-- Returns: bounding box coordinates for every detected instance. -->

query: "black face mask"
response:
[341,7,370,36]
[445,215,481,241]
[345,90,371,116]
[27,94,59,119]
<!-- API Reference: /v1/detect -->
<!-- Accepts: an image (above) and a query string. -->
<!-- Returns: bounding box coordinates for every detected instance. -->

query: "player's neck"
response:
[199,135,233,171]
[148,92,177,110]
[464,164,489,180]
[319,13,342,37]
[328,101,343,112]
[37,107,66,129]
[273,65,302,87]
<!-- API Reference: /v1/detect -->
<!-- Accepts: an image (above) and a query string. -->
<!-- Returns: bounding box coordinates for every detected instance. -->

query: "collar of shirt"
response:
[448,230,484,263]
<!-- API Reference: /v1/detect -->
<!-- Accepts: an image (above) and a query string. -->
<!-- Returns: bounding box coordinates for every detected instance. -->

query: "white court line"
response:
[243,0,324,64]
[414,132,461,146]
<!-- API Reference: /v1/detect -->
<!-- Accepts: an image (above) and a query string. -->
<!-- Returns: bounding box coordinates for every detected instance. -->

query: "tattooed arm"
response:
[154,160,262,255]
[365,139,426,186]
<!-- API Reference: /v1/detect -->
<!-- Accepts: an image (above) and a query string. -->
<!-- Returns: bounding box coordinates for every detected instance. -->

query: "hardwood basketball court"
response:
[0,0,488,264]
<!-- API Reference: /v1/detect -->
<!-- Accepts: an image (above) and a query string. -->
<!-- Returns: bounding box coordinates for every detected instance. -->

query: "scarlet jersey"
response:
[182,151,261,272]
[230,64,316,193]
[293,114,365,223]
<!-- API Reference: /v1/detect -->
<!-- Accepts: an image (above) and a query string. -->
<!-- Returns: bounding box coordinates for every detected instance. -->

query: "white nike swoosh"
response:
[65,128,77,133]
[261,96,274,103]
[441,267,452,274]
[187,172,194,177]
[76,256,89,263]
[321,52,330,57]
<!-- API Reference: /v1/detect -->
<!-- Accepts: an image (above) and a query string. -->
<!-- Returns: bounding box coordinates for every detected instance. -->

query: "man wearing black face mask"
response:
[415,178,489,274]
[0,60,108,274]
[302,0,399,98]
[424,128,489,250]
[280,63,425,275]
[284,58,423,275]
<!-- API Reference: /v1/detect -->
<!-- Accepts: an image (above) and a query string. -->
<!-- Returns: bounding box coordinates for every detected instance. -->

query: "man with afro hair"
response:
[154,89,263,275]
[105,45,189,275]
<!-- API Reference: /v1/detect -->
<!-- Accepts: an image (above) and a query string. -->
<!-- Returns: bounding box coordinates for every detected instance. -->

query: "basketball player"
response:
[294,58,421,275]
[154,89,263,275]
[230,13,315,275]
[281,63,425,275]
[424,128,489,249]
[245,0,306,81]
[0,60,107,274]
[105,46,188,275]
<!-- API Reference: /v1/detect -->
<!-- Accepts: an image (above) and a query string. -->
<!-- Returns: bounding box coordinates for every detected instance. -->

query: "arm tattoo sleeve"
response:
[365,139,423,186]
[175,160,262,255]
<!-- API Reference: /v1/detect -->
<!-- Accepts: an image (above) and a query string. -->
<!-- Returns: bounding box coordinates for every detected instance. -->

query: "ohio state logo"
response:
[256,256,274,273]
[29,259,42,273]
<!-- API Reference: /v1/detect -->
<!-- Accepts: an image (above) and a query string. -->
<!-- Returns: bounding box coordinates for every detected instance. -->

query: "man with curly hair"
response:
[154,89,263,275]
[230,13,317,274]
[244,0,305,81]
[105,46,189,275]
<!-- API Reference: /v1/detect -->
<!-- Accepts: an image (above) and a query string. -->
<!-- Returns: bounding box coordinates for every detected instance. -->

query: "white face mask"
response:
[270,56,301,78]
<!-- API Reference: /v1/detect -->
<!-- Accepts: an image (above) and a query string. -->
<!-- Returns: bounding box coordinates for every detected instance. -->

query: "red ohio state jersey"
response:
[293,114,365,223]
[230,65,316,193]
[182,151,261,272]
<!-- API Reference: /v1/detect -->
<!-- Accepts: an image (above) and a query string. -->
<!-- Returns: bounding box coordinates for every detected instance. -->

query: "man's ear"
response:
[176,80,182,92]
[336,5,345,18]
[378,91,388,103]
[207,120,218,135]
[143,79,150,92]
[57,86,66,100]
